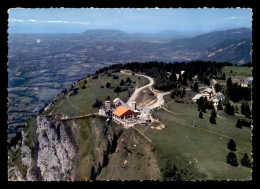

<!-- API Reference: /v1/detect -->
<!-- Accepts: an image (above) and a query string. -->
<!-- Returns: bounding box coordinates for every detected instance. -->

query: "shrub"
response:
[113,75,119,79]
[92,75,98,79]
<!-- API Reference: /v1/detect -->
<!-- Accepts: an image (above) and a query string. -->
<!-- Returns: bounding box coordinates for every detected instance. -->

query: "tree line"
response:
[95,61,232,92]
[225,77,251,102]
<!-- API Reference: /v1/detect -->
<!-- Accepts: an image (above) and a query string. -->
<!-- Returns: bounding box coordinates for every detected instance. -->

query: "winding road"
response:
[120,70,170,110]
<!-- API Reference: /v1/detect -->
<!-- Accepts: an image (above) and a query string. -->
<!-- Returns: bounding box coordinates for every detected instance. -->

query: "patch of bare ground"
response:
[135,88,157,107]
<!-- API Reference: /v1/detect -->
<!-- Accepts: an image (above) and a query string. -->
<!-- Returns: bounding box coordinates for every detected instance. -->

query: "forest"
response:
[95,61,233,91]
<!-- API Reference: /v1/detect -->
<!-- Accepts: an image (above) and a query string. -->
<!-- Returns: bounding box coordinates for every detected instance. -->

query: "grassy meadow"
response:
[47,72,149,117]
[137,88,252,180]
[215,66,252,85]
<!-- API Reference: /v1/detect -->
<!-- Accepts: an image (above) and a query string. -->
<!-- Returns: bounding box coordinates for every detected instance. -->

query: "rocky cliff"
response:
[8,114,161,181]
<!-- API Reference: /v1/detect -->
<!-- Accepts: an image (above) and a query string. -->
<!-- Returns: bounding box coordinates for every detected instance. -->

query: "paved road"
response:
[121,70,170,110]
[144,90,170,109]
[121,70,154,105]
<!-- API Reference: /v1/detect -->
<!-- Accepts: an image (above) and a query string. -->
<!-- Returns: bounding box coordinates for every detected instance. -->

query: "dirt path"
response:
[48,78,93,119]
[132,127,152,143]
[162,106,194,115]
[48,99,65,115]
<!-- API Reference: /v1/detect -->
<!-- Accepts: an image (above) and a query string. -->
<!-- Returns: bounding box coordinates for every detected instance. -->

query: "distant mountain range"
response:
[202,38,252,65]
[161,27,252,64]
[81,29,203,40]
[80,27,252,64]
[9,27,252,65]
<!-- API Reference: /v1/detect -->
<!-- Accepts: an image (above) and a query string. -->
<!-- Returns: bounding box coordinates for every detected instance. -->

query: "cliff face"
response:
[90,117,124,180]
[8,114,161,181]
[90,117,161,180]
[36,116,76,181]
[20,130,35,181]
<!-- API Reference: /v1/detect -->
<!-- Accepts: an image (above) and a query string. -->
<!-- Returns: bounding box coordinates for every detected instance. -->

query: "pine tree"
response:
[170,91,175,99]
[178,75,182,83]
[180,88,186,98]
[201,103,207,113]
[227,139,237,151]
[214,83,221,93]
[199,111,203,119]
[222,73,226,80]
[105,82,111,88]
[224,102,234,115]
[245,103,251,118]
[209,114,216,124]
[193,82,198,92]
[120,79,125,86]
[226,152,239,167]
[241,101,251,117]
[217,99,223,110]
[236,119,242,129]
[241,153,251,168]
[114,86,121,93]
[92,99,100,108]
[227,77,233,89]
[241,101,245,115]
[211,109,217,118]
[126,77,131,83]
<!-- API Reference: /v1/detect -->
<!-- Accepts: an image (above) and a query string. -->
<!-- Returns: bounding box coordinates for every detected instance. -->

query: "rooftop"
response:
[201,87,212,93]
[112,105,137,117]
[192,93,204,100]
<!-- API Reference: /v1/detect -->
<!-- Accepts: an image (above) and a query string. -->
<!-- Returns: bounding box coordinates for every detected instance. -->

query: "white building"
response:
[212,92,225,106]
[240,76,253,88]
[201,87,213,100]
[192,94,204,102]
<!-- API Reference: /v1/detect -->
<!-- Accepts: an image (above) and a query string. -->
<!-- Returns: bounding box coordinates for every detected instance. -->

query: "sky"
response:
[8,8,252,34]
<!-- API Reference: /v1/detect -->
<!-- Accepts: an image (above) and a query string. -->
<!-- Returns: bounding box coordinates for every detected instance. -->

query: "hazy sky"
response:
[8,8,252,33]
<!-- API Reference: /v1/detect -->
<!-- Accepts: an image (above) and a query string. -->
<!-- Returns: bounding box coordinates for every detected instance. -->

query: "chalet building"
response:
[192,86,225,107]
[192,94,204,102]
[212,92,225,106]
[112,105,138,125]
[240,76,253,88]
[98,98,149,128]
[201,87,213,100]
